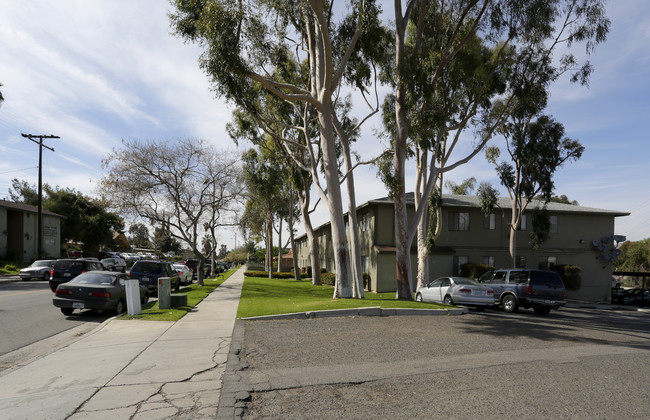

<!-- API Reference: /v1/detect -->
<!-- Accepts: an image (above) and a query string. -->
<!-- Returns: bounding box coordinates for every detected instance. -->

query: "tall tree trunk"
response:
[318,105,352,298]
[298,184,321,285]
[415,149,429,292]
[288,204,300,281]
[510,198,519,268]
[265,207,274,278]
[277,218,283,273]
[336,115,364,298]
[393,4,413,299]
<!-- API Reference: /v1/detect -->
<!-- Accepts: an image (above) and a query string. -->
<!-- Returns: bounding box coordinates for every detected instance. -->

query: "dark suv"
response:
[128,260,180,292]
[478,269,566,315]
[49,259,105,291]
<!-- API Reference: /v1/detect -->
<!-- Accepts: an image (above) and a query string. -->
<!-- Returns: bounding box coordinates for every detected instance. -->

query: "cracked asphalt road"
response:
[234,308,650,419]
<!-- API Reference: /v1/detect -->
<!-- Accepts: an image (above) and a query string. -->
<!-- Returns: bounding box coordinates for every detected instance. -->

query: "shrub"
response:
[320,272,336,286]
[460,263,495,279]
[551,264,582,291]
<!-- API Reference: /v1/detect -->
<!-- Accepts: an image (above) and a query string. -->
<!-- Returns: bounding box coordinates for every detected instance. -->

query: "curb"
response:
[240,305,469,321]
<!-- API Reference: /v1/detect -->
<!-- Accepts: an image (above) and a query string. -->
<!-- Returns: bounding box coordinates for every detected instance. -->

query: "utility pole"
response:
[21,133,59,259]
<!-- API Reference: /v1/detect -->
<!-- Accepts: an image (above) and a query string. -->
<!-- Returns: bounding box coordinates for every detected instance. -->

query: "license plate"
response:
[64,273,71,277]
[545,300,555,305]
[473,290,486,296]
[143,277,150,282]
[72,302,84,309]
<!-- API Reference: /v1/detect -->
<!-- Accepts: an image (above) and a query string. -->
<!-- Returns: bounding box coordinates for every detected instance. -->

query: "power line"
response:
[0,166,38,175]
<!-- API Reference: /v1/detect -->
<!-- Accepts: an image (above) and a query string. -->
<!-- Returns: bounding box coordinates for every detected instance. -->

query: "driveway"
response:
[227,308,650,419]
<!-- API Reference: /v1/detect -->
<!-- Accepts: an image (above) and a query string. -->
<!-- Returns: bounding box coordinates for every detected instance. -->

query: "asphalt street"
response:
[0,280,107,356]
[236,307,650,419]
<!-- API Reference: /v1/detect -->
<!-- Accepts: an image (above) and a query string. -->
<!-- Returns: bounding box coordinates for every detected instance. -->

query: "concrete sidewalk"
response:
[0,267,245,420]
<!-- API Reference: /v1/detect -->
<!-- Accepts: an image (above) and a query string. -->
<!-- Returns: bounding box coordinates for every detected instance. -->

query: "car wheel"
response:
[443,295,454,305]
[42,272,50,281]
[50,284,57,292]
[502,295,518,313]
[415,292,423,302]
[115,299,126,315]
[141,291,149,305]
[61,307,73,315]
[534,307,551,316]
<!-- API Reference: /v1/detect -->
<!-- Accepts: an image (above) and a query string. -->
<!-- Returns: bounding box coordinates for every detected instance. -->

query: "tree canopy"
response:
[9,178,124,256]
[100,138,243,285]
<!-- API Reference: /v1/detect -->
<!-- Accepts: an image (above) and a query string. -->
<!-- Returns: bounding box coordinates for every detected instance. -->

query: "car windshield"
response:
[70,273,117,285]
[132,262,163,274]
[31,260,52,267]
[55,261,84,271]
[453,277,478,286]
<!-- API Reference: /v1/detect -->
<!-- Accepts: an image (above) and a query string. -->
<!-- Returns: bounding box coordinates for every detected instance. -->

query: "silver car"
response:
[416,276,494,310]
[19,260,56,281]
[173,264,193,285]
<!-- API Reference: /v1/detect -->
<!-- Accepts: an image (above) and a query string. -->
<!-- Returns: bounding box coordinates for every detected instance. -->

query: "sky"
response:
[1,1,649,252]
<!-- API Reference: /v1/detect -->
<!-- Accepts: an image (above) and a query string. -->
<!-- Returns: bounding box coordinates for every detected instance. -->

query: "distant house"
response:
[295,193,630,303]
[0,200,63,262]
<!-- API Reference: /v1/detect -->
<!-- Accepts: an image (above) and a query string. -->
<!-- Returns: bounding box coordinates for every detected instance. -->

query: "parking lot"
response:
[236,307,650,419]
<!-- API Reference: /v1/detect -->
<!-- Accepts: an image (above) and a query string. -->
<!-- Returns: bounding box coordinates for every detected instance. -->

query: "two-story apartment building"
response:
[295,193,629,302]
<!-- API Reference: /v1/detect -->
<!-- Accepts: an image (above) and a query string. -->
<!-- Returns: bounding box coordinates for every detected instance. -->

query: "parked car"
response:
[173,264,193,285]
[416,276,494,310]
[52,271,150,315]
[101,257,127,272]
[611,286,627,304]
[19,259,56,281]
[128,260,180,291]
[49,259,105,292]
[477,269,566,315]
[620,288,650,306]
[184,259,209,278]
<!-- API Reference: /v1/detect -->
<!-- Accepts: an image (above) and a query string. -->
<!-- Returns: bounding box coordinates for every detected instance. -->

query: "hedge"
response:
[244,271,309,279]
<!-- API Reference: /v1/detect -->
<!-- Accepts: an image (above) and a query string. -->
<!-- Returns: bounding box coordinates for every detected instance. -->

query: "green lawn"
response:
[120,268,237,321]
[237,276,449,318]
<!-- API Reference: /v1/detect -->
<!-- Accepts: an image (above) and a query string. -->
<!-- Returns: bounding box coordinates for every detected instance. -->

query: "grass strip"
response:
[237,276,449,318]
[120,267,237,321]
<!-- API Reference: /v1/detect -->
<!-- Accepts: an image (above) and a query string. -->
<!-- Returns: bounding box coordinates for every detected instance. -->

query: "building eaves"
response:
[0,199,65,218]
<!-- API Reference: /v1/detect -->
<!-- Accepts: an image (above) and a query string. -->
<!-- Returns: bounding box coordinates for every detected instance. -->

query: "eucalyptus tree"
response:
[170,1,386,298]
[100,138,242,286]
[241,148,284,277]
[485,114,584,266]
[384,0,609,299]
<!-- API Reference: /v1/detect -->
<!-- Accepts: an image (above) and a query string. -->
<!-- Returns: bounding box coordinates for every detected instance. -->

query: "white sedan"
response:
[416,276,494,310]
[173,264,193,285]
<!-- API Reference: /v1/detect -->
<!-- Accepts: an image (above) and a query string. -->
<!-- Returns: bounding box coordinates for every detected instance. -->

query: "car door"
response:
[439,278,452,301]
[421,278,443,302]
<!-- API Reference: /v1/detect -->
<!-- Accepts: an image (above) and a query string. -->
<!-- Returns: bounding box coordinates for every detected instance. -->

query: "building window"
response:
[550,215,558,233]
[361,256,369,273]
[449,212,470,231]
[453,255,469,275]
[518,214,527,231]
[483,256,495,267]
[516,255,526,268]
[539,256,557,270]
[483,213,496,230]
[360,213,370,232]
